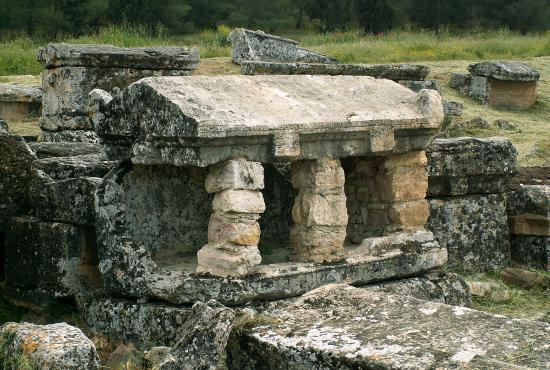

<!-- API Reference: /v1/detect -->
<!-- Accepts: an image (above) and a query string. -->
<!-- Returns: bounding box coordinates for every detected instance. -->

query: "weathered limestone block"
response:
[154,300,235,370]
[379,151,428,202]
[240,61,431,81]
[227,285,550,370]
[95,75,444,166]
[450,73,471,94]
[469,75,490,103]
[388,200,429,227]
[212,190,266,214]
[40,66,196,121]
[29,171,101,225]
[205,159,264,193]
[397,79,441,93]
[80,298,191,347]
[207,213,261,246]
[229,28,338,65]
[0,134,36,231]
[32,153,115,180]
[443,100,463,117]
[428,194,511,272]
[364,272,471,307]
[427,137,517,196]
[468,61,540,82]
[291,158,347,262]
[41,129,100,143]
[0,83,42,121]
[4,217,99,297]
[39,43,200,70]
[507,185,550,236]
[28,141,101,158]
[510,236,549,271]
[0,322,100,370]
[198,158,265,277]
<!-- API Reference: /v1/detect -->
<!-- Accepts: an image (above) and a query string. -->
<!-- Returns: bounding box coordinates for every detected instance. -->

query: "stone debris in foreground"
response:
[0,322,100,370]
[240,60,430,81]
[153,300,235,370]
[227,285,550,370]
[96,75,443,166]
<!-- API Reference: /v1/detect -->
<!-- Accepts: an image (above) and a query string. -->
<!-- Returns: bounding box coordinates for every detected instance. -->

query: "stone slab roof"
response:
[96,75,443,165]
[468,61,540,81]
[38,43,200,70]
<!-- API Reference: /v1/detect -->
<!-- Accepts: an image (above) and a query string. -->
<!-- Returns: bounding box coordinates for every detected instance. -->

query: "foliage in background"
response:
[0,0,549,38]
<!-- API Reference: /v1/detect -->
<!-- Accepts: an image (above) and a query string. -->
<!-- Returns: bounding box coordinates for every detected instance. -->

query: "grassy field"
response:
[1,26,550,75]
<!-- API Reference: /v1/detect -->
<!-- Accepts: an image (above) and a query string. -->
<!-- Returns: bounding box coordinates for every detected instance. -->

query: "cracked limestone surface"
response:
[227,285,550,370]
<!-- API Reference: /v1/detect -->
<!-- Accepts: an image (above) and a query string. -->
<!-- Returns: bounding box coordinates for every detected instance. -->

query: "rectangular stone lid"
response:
[468,61,540,81]
[38,43,200,70]
[97,75,443,165]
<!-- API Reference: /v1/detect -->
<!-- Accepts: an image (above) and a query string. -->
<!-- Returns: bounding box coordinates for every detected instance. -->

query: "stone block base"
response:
[428,194,510,272]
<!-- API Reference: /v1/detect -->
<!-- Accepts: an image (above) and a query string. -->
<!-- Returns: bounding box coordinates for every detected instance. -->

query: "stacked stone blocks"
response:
[197,158,265,277]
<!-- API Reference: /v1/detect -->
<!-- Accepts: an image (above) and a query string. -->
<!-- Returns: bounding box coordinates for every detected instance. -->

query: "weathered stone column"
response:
[379,151,429,230]
[290,157,347,263]
[197,158,265,277]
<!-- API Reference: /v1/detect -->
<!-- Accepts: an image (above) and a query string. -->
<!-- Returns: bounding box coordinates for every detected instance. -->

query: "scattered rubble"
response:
[500,268,549,289]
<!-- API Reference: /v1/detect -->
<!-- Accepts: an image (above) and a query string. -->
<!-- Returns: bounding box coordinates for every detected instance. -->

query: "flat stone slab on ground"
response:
[227,285,550,369]
[240,61,430,80]
[38,43,199,70]
[97,75,443,166]
[0,322,99,369]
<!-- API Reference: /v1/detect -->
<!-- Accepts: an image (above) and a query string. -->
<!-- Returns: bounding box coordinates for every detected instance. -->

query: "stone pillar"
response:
[379,151,429,230]
[196,158,265,277]
[290,157,347,263]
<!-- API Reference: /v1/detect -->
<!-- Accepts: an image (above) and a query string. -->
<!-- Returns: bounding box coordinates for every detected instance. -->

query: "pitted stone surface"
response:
[0,83,42,102]
[468,60,540,81]
[241,61,430,81]
[41,129,100,143]
[0,322,99,369]
[205,159,264,193]
[428,194,511,272]
[510,236,549,271]
[155,300,235,370]
[38,43,199,69]
[0,133,36,231]
[80,298,191,347]
[507,185,550,236]
[33,153,115,180]
[227,285,550,369]
[229,28,337,65]
[28,142,101,158]
[427,137,517,196]
[97,75,443,166]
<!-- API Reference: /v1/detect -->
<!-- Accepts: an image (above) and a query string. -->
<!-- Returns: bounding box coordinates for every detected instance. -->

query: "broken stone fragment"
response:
[500,268,549,289]
[468,61,540,81]
[154,300,234,370]
[212,189,266,214]
[205,158,264,193]
[0,322,100,370]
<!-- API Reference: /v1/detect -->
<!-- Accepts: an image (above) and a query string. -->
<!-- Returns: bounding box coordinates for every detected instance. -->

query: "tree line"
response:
[1,0,549,38]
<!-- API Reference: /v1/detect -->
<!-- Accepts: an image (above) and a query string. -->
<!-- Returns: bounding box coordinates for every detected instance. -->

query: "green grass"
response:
[1,25,550,75]
[467,271,550,322]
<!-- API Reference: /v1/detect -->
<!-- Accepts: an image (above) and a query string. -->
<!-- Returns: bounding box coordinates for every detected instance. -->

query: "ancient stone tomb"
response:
[450,61,540,109]
[92,74,445,304]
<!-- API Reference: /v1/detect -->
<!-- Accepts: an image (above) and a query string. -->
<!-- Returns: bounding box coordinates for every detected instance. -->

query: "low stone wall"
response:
[0,83,42,122]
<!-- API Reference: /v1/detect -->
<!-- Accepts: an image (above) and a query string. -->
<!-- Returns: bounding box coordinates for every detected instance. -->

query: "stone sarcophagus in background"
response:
[92,75,445,304]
